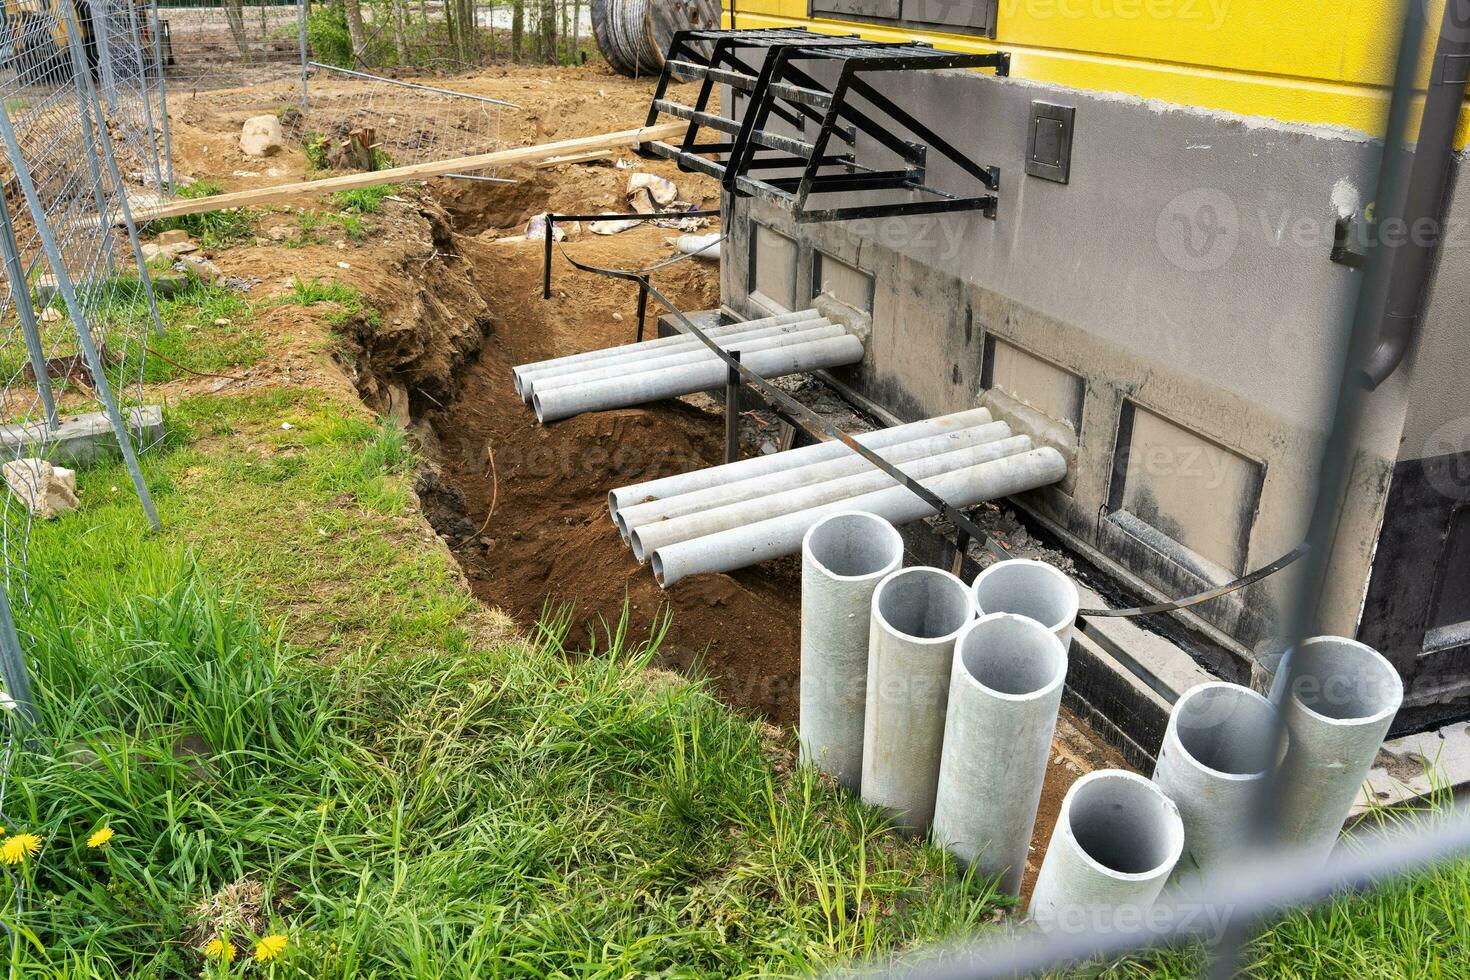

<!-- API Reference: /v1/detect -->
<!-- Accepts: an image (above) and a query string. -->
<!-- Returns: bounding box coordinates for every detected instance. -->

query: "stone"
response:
[239,114,284,157]
[157,229,192,246]
[180,254,222,282]
[3,459,79,519]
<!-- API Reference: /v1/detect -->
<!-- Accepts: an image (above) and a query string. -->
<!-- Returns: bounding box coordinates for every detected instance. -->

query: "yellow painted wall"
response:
[724,0,1464,143]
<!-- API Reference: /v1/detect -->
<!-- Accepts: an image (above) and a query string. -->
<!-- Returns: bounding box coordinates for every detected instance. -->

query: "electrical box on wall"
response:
[1026,102,1076,184]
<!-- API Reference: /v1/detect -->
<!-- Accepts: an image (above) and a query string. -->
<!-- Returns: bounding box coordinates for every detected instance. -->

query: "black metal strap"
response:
[1076,543,1309,618]
[541,209,721,299]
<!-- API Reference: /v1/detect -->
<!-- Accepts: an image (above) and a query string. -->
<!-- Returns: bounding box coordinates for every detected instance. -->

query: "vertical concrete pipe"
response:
[649,449,1068,587]
[1269,636,1403,866]
[616,421,1015,539]
[970,558,1081,648]
[511,308,821,398]
[1150,682,1279,887]
[932,613,1068,896]
[861,567,974,835]
[608,407,994,523]
[799,511,905,792]
[1028,770,1185,931]
[532,333,866,423]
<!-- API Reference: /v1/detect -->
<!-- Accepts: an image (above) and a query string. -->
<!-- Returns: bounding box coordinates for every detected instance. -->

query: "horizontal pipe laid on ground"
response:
[1028,770,1185,931]
[649,448,1067,587]
[969,558,1081,648]
[800,511,905,793]
[1269,636,1403,867]
[528,322,846,400]
[862,567,975,834]
[616,421,1015,539]
[1151,682,1279,888]
[512,309,823,399]
[608,407,994,523]
[932,613,1068,896]
[630,435,1035,561]
[532,333,866,423]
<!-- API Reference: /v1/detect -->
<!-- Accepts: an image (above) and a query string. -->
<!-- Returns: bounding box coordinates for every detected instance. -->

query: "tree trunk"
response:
[391,0,410,62]
[511,0,524,62]
[224,0,248,58]
[343,0,368,65]
[538,0,554,62]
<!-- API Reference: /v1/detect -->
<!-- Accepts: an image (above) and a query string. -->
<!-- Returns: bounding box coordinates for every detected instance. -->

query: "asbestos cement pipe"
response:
[1150,681,1279,887]
[1269,635,1403,867]
[515,312,830,402]
[1028,770,1185,931]
[511,308,821,397]
[528,321,847,400]
[630,435,1033,561]
[607,407,994,522]
[969,558,1081,648]
[650,448,1067,587]
[617,421,1015,540]
[861,567,974,834]
[799,511,905,793]
[533,333,866,423]
[931,613,1068,895]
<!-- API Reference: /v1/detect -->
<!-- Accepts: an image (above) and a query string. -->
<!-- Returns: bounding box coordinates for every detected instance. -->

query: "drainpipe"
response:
[969,558,1081,648]
[861,567,975,835]
[799,512,905,793]
[1151,682,1279,887]
[1363,0,1470,388]
[1268,636,1404,866]
[932,613,1068,896]
[1028,770,1185,931]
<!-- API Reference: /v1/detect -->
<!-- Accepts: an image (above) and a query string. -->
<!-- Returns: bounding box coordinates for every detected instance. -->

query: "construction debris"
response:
[3,459,80,519]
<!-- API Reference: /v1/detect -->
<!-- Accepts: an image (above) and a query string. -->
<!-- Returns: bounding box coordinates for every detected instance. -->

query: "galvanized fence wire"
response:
[299,62,514,181]
[154,0,306,105]
[91,0,172,197]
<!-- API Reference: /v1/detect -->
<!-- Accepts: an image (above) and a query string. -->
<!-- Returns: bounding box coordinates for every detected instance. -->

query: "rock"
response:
[239,115,284,157]
[179,254,222,282]
[213,318,231,326]
[40,307,62,322]
[266,224,301,242]
[157,229,192,246]
[3,459,79,519]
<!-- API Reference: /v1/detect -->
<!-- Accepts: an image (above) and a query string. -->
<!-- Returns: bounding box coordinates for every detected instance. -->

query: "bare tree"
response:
[343,0,369,65]
[538,0,554,62]
[391,0,410,62]
[512,0,524,61]
[224,0,248,58]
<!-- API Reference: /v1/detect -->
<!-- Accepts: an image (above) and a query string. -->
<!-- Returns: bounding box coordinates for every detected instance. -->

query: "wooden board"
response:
[137,122,686,221]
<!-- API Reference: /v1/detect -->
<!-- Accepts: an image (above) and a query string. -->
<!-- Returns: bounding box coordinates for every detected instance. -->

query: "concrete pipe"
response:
[1028,770,1185,931]
[861,567,974,834]
[617,421,1015,540]
[1269,635,1403,867]
[607,407,994,523]
[969,558,1081,648]
[932,613,1068,895]
[1151,682,1278,886]
[630,436,1034,561]
[533,333,866,423]
[799,511,905,792]
[649,448,1068,587]
[528,322,846,400]
[511,309,821,398]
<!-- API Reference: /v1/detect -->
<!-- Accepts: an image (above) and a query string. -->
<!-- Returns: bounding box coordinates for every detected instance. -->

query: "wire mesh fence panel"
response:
[296,63,513,179]
[90,0,171,197]
[154,0,305,105]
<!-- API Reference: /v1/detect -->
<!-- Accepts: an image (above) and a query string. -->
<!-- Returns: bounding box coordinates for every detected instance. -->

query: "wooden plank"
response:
[137,122,686,221]
[534,149,615,168]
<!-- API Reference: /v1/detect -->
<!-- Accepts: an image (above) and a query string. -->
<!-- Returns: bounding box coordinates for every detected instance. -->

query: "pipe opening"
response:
[1285,637,1403,723]
[1067,773,1180,876]
[806,512,903,579]
[531,392,545,422]
[650,551,666,587]
[958,614,1066,697]
[971,559,1079,634]
[1173,684,1277,776]
[875,568,972,640]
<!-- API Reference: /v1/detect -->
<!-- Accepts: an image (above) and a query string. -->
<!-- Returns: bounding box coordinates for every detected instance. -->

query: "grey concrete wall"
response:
[719,70,1463,676]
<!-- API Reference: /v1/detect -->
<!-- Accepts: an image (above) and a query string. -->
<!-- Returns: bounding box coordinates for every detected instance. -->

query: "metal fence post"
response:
[147,0,175,195]
[299,0,311,114]
[127,0,168,196]
[0,579,39,734]
[0,195,58,431]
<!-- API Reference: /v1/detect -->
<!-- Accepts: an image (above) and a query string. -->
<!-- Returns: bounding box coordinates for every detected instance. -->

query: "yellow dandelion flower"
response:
[254,934,287,962]
[203,937,235,962]
[0,833,41,865]
[86,827,114,848]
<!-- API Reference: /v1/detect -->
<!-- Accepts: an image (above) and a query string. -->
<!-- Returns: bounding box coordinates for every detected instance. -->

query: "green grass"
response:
[282,275,381,328]
[331,184,399,214]
[146,181,258,250]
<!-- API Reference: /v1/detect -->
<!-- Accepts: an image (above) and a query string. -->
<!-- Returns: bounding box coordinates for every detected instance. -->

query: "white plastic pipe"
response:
[1269,635,1403,867]
[528,322,846,399]
[607,407,994,522]
[970,558,1081,648]
[861,567,974,834]
[1028,770,1185,931]
[511,308,822,397]
[649,448,1067,587]
[932,613,1068,895]
[617,421,1015,540]
[799,511,905,792]
[1151,681,1279,887]
[533,333,866,423]
[630,436,1034,561]
[515,312,828,401]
